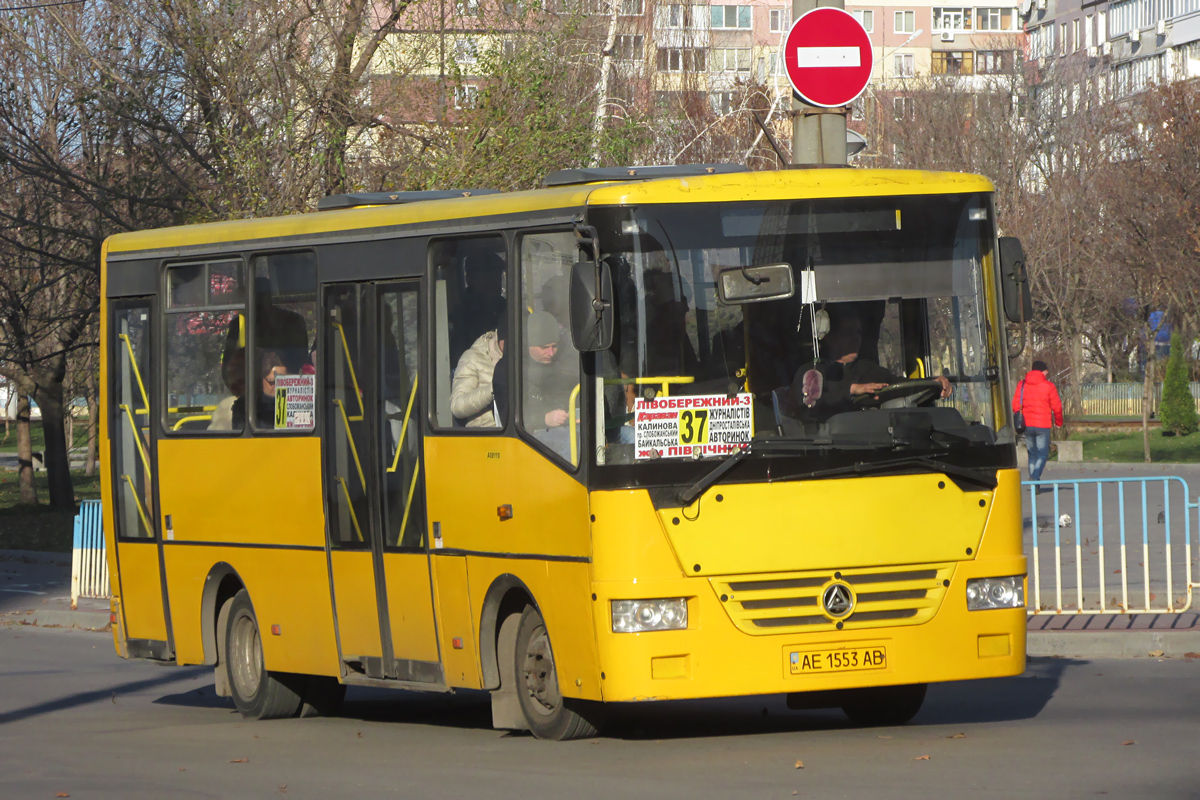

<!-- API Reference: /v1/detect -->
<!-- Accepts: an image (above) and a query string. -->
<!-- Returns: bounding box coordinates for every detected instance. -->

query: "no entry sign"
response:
[783,7,874,108]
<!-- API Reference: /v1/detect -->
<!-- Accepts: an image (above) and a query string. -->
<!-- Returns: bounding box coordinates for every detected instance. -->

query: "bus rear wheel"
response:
[840,683,927,727]
[514,606,603,740]
[225,589,303,720]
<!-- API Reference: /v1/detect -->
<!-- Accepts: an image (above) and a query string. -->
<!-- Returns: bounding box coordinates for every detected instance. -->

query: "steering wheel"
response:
[852,378,944,408]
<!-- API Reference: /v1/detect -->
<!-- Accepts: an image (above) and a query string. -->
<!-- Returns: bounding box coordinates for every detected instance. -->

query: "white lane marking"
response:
[795,46,861,68]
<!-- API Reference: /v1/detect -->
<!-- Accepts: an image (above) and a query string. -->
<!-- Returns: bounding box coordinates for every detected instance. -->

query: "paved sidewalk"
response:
[0,549,110,631]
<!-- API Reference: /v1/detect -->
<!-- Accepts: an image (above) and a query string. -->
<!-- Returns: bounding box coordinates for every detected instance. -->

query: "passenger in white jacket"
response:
[450,327,504,427]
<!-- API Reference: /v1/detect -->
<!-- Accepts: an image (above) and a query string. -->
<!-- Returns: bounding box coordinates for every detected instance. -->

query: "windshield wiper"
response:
[675,445,996,507]
[793,453,998,490]
[676,439,824,507]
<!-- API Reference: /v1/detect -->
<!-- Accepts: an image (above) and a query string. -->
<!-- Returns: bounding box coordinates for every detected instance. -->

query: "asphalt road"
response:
[1,627,1198,799]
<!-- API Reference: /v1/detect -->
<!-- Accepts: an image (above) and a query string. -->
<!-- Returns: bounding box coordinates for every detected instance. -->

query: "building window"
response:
[456,38,478,65]
[851,9,874,32]
[456,0,480,14]
[711,4,752,29]
[770,7,788,32]
[711,91,734,115]
[932,50,974,74]
[894,52,914,77]
[976,8,1013,31]
[615,34,644,61]
[657,47,706,71]
[1072,18,1080,51]
[1085,14,1094,50]
[977,50,1013,74]
[932,8,972,31]
[893,95,914,119]
[894,10,915,34]
[713,47,751,72]
[620,0,644,14]
[454,84,479,108]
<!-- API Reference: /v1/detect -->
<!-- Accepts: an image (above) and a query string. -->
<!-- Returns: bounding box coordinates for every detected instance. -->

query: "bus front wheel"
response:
[514,606,604,740]
[225,589,303,720]
[840,683,927,726]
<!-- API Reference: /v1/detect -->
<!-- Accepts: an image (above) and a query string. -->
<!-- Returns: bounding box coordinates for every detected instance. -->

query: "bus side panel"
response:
[432,554,482,688]
[115,542,168,643]
[164,546,338,675]
[156,438,337,675]
[464,557,603,702]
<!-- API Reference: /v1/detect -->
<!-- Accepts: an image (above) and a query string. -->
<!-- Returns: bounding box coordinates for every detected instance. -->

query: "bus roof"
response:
[104,168,995,258]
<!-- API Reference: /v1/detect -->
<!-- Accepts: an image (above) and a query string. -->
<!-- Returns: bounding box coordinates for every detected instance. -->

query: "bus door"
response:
[110,299,173,659]
[323,282,441,683]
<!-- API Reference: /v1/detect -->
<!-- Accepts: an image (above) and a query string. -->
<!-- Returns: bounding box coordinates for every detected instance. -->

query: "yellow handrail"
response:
[121,474,154,537]
[172,415,213,431]
[396,461,422,545]
[331,321,364,421]
[332,398,366,489]
[388,376,419,475]
[119,334,150,413]
[335,476,365,542]
[568,383,581,466]
[119,404,152,476]
[601,375,695,398]
[167,405,217,414]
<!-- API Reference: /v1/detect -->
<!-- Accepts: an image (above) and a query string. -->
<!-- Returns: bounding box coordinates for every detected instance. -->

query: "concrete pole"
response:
[790,0,847,165]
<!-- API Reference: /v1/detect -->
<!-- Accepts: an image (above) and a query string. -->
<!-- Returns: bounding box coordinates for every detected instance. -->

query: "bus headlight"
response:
[611,598,688,633]
[966,576,1025,610]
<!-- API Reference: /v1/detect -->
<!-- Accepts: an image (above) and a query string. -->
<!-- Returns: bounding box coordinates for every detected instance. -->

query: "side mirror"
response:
[569,259,613,352]
[716,264,795,304]
[999,237,1033,324]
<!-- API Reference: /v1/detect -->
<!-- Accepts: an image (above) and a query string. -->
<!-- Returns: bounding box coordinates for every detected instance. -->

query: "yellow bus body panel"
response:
[112,541,168,642]
[589,469,1026,702]
[431,555,482,688]
[659,472,993,576]
[155,437,337,674]
[330,550,383,659]
[382,553,440,664]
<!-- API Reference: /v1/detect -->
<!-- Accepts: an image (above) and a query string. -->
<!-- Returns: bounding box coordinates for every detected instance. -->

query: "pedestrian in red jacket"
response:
[1012,360,1063,481]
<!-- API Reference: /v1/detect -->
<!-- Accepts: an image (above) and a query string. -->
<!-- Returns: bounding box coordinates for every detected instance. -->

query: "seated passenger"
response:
[784,307,951,415]
[231,348,287,429]
[522,311,578,460]
[207,347,246,432]
[450,311,506,428]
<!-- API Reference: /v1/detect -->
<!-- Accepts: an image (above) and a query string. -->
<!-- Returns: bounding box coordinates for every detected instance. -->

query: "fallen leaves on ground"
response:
[1148,650,1164,657]
[947,732,966,739]
[914,755,930,761]
[230,758,249,763]
[1122,740,1136,746]
[1183,652,1200,659]
[56,794,69,798]
[794,760,804,769]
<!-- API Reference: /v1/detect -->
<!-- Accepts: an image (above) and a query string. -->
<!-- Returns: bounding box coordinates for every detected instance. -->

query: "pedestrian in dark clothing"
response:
[1013,360,1063,481]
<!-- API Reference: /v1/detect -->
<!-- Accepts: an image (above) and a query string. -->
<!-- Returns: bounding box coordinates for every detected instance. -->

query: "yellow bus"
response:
[102,165,1031,739]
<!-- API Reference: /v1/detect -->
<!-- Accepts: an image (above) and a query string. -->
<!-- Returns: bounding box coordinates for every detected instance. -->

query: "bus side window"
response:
[430,236,507,429]
[249,253,317,433]
[163,260,246,434]
[517,232,580,466]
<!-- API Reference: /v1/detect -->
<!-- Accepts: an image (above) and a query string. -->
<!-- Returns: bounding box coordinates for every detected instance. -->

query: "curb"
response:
[1,608,110,632]
[1028,630,1200,659]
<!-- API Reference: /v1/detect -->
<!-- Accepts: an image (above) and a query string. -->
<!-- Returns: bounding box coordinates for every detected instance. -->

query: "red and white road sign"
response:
[783,7,875,108]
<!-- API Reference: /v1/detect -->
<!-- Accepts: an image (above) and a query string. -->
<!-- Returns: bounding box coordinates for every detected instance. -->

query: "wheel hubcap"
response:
[230,611,262,699]
[521,624,561,715]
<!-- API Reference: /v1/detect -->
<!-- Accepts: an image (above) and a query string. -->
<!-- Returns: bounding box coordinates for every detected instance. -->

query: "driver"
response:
[786,306,952,414]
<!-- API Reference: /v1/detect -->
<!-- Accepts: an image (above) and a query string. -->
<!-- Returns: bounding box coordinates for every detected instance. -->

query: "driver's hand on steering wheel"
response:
[850,382,889,396]
[935,375,953,398]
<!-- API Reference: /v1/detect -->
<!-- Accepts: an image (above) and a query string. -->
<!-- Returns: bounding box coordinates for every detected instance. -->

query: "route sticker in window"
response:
[273,374,316,430]
[633,393,753,459]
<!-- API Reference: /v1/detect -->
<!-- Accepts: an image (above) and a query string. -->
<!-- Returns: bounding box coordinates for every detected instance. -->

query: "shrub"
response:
[1159,333,1198,436]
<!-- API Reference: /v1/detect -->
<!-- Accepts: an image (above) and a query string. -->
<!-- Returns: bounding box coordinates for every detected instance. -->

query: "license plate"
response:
[788,645,888,675]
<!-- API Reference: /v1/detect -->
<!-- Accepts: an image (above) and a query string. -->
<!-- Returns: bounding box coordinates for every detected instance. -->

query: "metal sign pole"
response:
[790,0,848,166]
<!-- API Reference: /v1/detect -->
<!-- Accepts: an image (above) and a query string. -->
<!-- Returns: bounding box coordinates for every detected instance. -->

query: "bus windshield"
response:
[590,193,1005,468]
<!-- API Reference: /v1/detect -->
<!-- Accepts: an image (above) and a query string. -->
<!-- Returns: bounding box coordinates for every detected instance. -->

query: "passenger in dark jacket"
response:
[1012,360,1063,481]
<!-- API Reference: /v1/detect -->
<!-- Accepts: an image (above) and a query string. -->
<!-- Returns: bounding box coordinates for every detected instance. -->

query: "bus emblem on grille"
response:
[822,582,855,618]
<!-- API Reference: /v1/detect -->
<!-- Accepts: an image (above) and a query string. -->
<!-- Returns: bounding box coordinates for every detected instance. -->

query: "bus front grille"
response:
[710,564,954,635]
